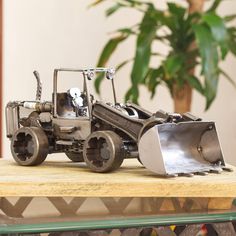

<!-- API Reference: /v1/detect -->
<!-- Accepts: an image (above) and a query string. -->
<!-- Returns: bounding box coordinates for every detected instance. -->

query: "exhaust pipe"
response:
[33,70,42,101]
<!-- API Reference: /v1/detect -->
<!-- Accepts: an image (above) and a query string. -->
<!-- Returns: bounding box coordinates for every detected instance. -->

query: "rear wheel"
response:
[65,152,84,162]
[83,131,124,173]
[11,127,49,166]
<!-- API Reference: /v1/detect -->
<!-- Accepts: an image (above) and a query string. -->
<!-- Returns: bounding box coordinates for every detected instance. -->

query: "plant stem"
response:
[187,0,205,13]
[173,83,192,113]
[173,0,205,113]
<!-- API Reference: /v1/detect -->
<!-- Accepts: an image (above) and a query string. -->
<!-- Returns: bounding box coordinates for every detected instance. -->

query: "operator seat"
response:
[56,88,89,117]
[56,92,76,117]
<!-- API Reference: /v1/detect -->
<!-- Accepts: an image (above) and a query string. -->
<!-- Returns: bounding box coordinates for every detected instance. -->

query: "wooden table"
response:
[0,158,236,197]
[0,157,236,235]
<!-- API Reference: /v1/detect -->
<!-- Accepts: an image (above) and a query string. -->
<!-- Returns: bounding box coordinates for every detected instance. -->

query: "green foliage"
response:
[128,4,158,102]
[95,35,128,93]
[193,23,219,109]
[202,12,229,59]
[92,0,236,110]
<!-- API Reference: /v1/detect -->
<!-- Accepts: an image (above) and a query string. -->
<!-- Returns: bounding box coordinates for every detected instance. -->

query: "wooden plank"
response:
[0,158,236,197]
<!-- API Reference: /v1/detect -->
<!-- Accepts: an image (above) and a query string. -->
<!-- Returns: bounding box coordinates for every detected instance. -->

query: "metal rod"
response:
[83,73,92,120]
[53,69,58,117]
[56,68,111,73]
[111,79,117,104]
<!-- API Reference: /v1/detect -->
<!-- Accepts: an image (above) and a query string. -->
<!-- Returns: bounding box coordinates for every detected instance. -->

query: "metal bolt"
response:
[208,125,213,130]
[197,146,202,152]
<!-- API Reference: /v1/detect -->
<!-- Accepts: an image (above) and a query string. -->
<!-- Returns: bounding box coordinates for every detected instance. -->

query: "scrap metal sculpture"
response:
[5,68,231,176]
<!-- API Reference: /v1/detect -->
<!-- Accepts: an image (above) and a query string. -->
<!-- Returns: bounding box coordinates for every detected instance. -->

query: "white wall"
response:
[3,0,236,165]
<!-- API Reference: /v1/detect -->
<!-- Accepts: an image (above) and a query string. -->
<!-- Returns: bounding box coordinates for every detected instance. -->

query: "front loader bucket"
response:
[138,121,226,176]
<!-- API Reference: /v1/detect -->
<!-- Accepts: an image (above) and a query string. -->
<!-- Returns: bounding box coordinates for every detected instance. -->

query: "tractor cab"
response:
[53,68,116,119]
[52,68,116,141]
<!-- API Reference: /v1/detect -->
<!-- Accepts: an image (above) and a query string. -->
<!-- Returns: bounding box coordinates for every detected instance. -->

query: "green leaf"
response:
[167,3,185,19]
[162,5,193,52]
[121,0,149,7]
[203,12,229,59]
[106,3,123,17]
[146,67,163,98]
[125,86,139,103]
[228,27,236,56]
[163,54,184,79]
[203,13,228,43]
[94,73,104,94]
[124,5,158,103]
[220,69,236,89]
[228,40,236,56]
[97,35,127,67]
[185,75,204,95]
[224,14,236,22]
[116,58,133,71]
[116,27,136,35]
[207,0,222,12]
[89,0,106,8]
[95,35,127,93]
[193,24,219,110]
[228,27,236,36]
[129,5,158,101]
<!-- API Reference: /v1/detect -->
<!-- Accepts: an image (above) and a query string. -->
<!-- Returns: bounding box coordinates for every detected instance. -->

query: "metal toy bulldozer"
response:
[6,68,231,176]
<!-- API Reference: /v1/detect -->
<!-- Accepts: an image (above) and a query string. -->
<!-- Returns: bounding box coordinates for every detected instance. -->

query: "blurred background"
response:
[2,0,236,164]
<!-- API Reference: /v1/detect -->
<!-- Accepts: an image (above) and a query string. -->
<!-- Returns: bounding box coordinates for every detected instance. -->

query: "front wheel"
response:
[11,127,49,166]
[83,131,124,173]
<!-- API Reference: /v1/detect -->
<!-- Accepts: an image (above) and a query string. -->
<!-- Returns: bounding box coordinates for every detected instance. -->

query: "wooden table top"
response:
[0,157,236,197]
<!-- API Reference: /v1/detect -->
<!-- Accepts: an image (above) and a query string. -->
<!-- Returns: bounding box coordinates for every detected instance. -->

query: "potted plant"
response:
[91,0,236,113]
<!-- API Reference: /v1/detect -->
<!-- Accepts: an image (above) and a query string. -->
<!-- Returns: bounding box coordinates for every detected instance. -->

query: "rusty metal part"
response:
[11,127,49,166]
[33,70,42,101]
[52,117,91,141]
[19,111,41,128]
[92,101,164,142]
[6,100,52,138]
[83,131,124,173]
[182,112,202,122]
[65,152,84,162]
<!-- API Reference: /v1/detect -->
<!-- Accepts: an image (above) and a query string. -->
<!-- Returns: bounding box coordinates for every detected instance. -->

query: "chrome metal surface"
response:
[139,121,225,175]
[5,102,20,138]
